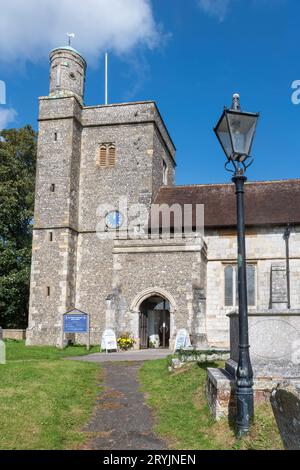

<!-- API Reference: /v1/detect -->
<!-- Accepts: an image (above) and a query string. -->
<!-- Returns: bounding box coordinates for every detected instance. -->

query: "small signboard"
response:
[64,313,88,333]
[101,329,117,353]
[174,328,191,352]
[61,309,90,350]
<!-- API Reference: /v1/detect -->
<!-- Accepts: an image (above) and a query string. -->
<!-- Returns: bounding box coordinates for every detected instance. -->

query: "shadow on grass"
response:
[196,361,221,370]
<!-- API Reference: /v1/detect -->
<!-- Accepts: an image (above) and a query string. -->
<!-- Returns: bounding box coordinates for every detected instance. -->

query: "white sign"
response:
[174,329,191,351]
[101,329,117,352]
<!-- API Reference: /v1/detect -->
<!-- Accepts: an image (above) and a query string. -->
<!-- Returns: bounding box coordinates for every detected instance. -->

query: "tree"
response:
[0,126,37,328]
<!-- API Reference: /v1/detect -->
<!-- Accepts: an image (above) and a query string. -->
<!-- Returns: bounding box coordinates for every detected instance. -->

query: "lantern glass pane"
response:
[216,113,233,159]
[227,112,258,157]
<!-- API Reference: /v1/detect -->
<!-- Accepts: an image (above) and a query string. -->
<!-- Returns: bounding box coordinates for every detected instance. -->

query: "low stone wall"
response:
[2,329,26,340]
[206,368,236,420]
[178,348,229,363]
[169,349,230,373]
[206,366,278,420]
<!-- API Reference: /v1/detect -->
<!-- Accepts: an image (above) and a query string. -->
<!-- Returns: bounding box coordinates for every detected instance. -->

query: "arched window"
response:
[98,144,116,168]
[224,264,256,307]
[108,145,116,167]
[99,145,107,167]
[163,160,168,185]
[247,264,256,306]
[224,265,233,306]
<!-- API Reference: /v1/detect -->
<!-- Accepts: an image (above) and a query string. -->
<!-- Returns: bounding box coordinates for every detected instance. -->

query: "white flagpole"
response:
[105,52,108,105]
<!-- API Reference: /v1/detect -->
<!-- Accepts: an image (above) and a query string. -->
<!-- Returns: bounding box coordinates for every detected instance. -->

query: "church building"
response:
[26,46,300,349]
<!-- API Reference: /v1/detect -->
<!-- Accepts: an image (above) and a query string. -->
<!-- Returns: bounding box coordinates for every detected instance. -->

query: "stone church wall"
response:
[111,237,207,349]
[205,226,300,346]
[27,45,300,350]
[27,228,78,345]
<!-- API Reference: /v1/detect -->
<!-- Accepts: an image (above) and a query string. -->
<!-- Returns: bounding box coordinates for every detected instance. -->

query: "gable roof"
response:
[153,179,300,228]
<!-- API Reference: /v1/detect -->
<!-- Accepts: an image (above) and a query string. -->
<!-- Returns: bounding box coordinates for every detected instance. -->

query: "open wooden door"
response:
[139,311,148,349]
[158,310,170,348]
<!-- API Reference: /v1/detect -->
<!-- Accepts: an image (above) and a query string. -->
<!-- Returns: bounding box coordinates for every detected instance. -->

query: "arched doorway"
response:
[139,296,170,349]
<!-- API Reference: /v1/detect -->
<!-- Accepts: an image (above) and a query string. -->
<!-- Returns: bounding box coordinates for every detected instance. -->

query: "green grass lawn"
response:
[5,339,100,361]
[0,341,101,450]
[139,358,283,450]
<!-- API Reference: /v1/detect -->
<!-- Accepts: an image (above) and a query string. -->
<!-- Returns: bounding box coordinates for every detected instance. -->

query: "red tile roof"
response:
[153,179,300,228]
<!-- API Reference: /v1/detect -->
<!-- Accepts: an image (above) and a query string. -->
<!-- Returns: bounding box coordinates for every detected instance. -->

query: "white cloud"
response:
[0,0,161,65]
[0,108,18,130]
[198,0,233,21]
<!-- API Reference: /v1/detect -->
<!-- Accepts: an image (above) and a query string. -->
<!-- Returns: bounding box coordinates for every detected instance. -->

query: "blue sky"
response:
[0,0,299,185]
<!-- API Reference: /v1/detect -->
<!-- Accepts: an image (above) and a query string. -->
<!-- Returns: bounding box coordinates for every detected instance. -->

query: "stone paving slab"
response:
[67,349,171,363]
[81,362,167,450]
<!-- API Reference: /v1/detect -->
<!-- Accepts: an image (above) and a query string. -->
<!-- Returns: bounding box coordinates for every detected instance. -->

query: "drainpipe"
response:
[283,224,291,310]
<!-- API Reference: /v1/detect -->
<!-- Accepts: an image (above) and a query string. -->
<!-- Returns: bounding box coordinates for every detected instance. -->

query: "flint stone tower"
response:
[27,46,300,350]
[26,45,179,346]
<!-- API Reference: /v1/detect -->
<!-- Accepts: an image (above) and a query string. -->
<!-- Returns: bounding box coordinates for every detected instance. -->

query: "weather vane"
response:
[66,33,75,46]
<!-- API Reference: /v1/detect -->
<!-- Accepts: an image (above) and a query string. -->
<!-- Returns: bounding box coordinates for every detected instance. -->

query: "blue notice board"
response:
[64,314,88,333]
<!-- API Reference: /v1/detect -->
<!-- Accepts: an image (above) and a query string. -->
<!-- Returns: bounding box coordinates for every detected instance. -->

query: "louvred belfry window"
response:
[99,145,107,167]
[98,144,116,168]
[108,145,116,166]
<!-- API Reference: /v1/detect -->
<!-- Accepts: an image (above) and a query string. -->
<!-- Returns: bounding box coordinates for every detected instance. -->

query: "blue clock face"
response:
[105,211,123,229]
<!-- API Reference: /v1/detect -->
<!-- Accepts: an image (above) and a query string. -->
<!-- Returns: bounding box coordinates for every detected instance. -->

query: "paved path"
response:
[81,362,167,450]
[68,348,171,363]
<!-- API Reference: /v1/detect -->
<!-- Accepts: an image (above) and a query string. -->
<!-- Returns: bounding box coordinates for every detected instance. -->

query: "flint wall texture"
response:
[111,237,206,349]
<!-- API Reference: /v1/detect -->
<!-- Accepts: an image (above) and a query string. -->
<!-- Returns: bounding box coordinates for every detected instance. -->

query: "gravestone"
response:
[206,259,300,420]
[270,382,300,449]
[227,310,300,380]
[174,329,191,351]
[101,329,117,352]
[0,327,5,365]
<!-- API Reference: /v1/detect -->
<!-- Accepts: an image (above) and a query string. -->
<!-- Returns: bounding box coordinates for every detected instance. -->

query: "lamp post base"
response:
[236,387,254,437]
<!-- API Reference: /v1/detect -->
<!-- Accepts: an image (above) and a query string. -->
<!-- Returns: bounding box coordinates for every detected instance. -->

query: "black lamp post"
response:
[214,94,259,437]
